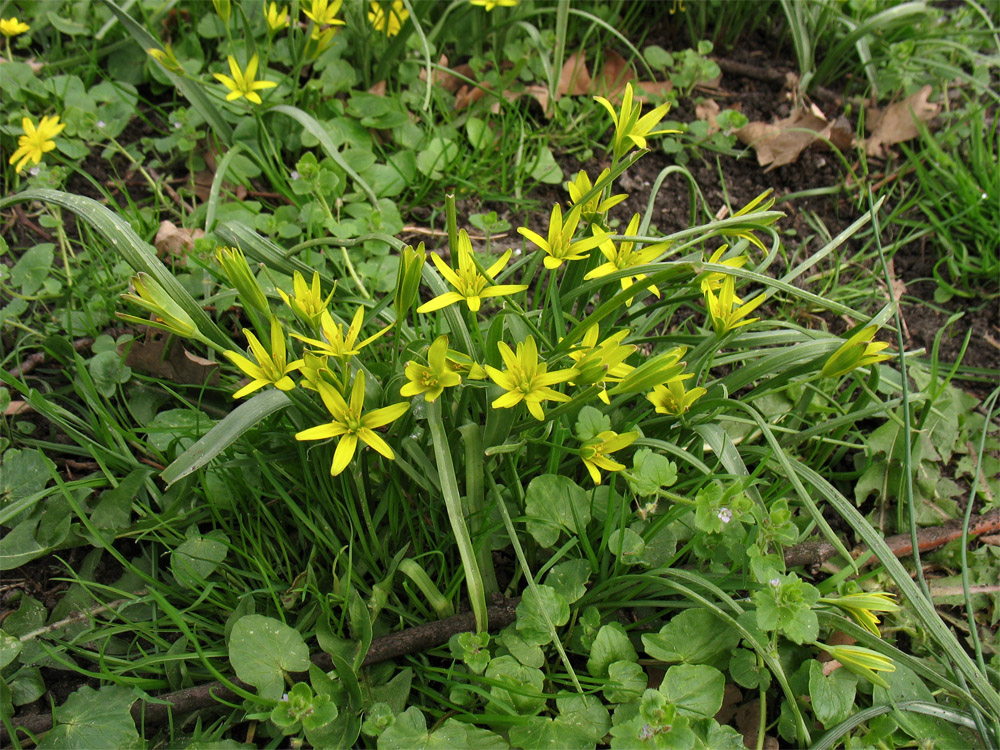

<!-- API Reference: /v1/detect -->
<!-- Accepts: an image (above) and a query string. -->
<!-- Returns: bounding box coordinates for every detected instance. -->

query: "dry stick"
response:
[3,599,519,745]
[783,508,1000,569]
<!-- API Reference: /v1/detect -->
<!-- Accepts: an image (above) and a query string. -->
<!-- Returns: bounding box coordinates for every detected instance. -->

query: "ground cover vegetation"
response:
[1,0,998,747]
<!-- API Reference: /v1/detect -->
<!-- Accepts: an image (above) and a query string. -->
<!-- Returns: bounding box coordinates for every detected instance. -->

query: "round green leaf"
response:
[229,615,310,699]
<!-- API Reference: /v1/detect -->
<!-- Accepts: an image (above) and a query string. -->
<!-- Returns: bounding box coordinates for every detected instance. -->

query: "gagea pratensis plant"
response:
[105,53,972,746]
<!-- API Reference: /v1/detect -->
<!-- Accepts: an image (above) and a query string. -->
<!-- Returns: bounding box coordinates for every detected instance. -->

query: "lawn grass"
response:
[2,1,998,748]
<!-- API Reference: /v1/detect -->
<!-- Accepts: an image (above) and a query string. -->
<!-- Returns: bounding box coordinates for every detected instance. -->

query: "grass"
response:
[2,1,999,749]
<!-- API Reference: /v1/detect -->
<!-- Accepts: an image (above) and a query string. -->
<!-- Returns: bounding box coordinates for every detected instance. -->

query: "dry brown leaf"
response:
[595,48,636,98]
[155,221,204,258]
[695,98,722,135]
[558,51,592,97]
[369,80,387,97]
[864,85,939,157]
[121,328,220,386]
[736,103,830,170]
[5,401,31,416]
[714,684,743,724]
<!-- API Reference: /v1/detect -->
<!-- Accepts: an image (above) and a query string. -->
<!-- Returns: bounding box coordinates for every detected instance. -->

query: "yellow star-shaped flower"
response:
[224,317,304,399]
[518,203,610,271]
[584,213,668,304]
[417,229,527,314]
[8,115,66,174]
[485,336,578,421]
[295,372,409,476]
[213,54,277,105]
[594,82,677,160]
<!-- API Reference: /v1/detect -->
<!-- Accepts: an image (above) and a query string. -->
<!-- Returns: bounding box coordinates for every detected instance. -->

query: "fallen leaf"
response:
[714,683,743,724]
[557,51,592,97]
[736,103,830,170]
[695,98,721,135]
[155,221,204,258]
[121,328,220,387]
[5,401,31,416]
[864,85,939,157]
[595,48,636,98]
[369,80,386,97]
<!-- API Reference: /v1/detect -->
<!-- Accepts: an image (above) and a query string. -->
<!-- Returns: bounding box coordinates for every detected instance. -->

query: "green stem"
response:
[315,194,371,299]
[490,466,584,694]
[426,398,488,632]
[445,193,459,255]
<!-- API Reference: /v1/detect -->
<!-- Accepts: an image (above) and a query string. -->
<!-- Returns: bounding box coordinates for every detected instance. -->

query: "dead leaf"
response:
[695,98,721,135]
[5,401,31,416]
[714,684,743,724]
[155,221,204,258]
[558,51,592,97]
[369,80,387,97]
[595,48,636,98]
[736,103,830,170]
[121,328,220,386]
[864,85,939,157]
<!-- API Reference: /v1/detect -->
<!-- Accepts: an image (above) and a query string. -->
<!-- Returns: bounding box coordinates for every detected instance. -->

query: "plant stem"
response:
[426,398,488,632]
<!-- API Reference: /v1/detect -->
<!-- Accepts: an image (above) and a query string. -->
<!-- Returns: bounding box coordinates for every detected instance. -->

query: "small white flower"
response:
[770,577,781,588]
[981,192,988,200]
[173,121,182,129]
[513,248,522,256]
[281,693,289,702]
[717,507,732,524]
[290,170,300,181]
[96,120,106,129]
[29,166,40,176]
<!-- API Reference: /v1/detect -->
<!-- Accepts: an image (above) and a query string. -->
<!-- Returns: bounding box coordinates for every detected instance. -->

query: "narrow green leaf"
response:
[0,189,233,351]
[161,390,292,485]
[99,0,233,144]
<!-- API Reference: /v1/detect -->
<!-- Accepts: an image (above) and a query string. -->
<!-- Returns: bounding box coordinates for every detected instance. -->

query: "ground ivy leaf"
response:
[171,533,229,589]
[658,664,725,719]
[501,626,545,668]
[575,405,611,441]
[524,475,590,548]
[516,585,570,646]
[728,648,769,690]
[604,660,647,703]
[544,559,590,604]
[627,449,677,496]
[1,448,54,507]
[808,660,857,728]
[557,694,611,742]
[450,631,491,674]
[691,718,744,749]
[379,706,507,749]
[0,631,22,669]
[486,655,546,715]
[229,615,310,700]
[608,528,645,565]
[588,623,638,678]
[37,684,138,750]
[642,609,740,665]
[508,716,595,749]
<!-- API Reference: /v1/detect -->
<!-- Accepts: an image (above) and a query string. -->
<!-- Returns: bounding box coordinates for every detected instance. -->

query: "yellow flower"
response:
[720,190,777,252]
[818,592,900,637]
[216,246,269,314]
[469,0,519,10]
[295,372,409,476]
[579,430,638,485]
[584,213,668,304]
[368,0,408,36]
[293,306,390,361]
[119,273,199,339]
[304,0,346,26]
[647,376,706,416]
[704,275,765,335]
[566,168,627,222]
[279,270,335,327]
[819,643,896,689]
[416,229,527,313]
[224,317,304,399]
[401,335,462,402]
[0,17,30,36]
[608,346,687,396]
[147,44,183,72]
[567,327,636,405]
[518,203,611,270]
[821,326,892,378]
[8,115,66,174]
[265,2,290,31]
[485,336,578,421]
[700,245,748,299]
[213,54,278,105]
[445,348,488,380]
[593,82,677,160]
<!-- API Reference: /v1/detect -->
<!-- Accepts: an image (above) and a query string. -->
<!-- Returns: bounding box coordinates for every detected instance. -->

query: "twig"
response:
[2,599,519,745]
[7,337,94,378]
[784,508,1000,569]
